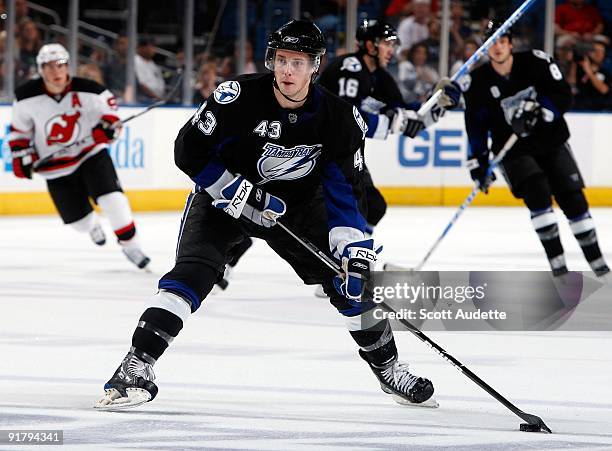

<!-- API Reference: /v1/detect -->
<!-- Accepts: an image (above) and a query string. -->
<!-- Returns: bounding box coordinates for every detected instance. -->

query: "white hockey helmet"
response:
[36,43,70,74]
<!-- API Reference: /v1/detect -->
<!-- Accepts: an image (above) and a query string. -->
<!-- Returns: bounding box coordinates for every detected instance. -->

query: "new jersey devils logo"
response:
[46,111,81,145]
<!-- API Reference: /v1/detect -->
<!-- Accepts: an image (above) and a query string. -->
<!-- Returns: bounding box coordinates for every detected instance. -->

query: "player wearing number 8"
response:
[463,20,609,277]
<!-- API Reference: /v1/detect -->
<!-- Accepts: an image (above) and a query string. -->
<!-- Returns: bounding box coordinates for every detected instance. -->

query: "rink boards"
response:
[0,106,610,214]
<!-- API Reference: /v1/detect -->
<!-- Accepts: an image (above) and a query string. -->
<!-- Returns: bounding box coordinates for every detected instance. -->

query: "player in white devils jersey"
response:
[8,44,150,269]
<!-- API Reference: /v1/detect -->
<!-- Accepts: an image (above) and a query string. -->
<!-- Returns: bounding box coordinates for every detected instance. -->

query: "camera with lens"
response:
[572,41,595,62]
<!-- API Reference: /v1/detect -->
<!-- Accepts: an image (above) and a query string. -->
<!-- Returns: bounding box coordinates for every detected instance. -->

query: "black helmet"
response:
[265,19,326,72]
[484,19,512,42]
[356,19,399,52]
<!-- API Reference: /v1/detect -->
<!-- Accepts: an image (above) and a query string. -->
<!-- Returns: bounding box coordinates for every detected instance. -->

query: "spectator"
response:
[15,0,31,23]
[77,63,105,85]
[555,0,604,41]
[217,55,234,81]
[134,36,165,102]
[554,34,578,79]
[102,35,128,100]
[192,61,220,104]
[397,0,432,56]
[15,19,42,84]
[450,37,478,77]
[419,17,440,66]
[570,39,612,110]
[449,0,472,61]
[398,42,439,103]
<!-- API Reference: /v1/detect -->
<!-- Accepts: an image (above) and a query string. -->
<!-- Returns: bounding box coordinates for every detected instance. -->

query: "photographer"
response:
[568,39,612,110]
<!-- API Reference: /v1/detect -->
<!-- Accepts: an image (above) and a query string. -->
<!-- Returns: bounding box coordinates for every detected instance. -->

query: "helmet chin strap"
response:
[273,77,310,104]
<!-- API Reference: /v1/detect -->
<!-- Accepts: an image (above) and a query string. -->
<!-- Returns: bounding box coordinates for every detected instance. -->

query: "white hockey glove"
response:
[212,175,286,227]
[433,77,462,109]
[389,108,425,138]
[333,238,382,301]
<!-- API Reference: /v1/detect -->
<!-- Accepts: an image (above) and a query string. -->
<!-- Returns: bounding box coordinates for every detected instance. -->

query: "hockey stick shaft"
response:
[31,74,184,171]
[417,0,539,117]
[413,134,518,271]
[276,219,550,432]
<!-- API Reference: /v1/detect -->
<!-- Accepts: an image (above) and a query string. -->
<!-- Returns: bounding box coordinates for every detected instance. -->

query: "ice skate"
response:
[89,223,106,246]
[120,240,151,270]
[360,350,438,408]
[94,352,158,410]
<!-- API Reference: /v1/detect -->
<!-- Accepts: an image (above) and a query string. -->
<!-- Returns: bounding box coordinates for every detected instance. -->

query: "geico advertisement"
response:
[365,111,607,187]
[1,105,610,192]
[0,105,193,192]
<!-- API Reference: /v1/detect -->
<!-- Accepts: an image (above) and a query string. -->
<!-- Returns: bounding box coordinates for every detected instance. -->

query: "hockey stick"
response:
[385,134,519,272]
[277,219,551,433]
[31,74,184,171]
[417,0,539,118]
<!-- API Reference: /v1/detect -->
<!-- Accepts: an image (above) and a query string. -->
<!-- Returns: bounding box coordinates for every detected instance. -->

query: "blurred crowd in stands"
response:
[1,0,611,110]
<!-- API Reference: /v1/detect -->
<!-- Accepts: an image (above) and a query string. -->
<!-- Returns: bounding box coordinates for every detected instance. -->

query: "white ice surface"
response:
[1,207,611,450]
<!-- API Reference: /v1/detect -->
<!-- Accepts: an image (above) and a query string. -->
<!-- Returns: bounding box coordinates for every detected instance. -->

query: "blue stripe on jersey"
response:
[192,156,226,188]
[466,107,489,158]
[322,161,366,232]
[538,95,560,119]
[158,279,201,312]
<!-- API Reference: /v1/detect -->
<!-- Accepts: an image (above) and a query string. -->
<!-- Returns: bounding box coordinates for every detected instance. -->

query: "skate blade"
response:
[94,388,151,411]
[391,394,439,408]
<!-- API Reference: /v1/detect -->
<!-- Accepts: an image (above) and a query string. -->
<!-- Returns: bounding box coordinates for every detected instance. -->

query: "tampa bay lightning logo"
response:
[213,81,241,104]
[340,56,362,72]
[257,142,322,183]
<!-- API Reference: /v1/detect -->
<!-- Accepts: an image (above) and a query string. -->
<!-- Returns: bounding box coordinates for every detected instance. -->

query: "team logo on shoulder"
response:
[213,81,241,104]
[353,106,368,138]
[457,74,471,92]
[257,143,322,183]
[45,110,81,146]
[340,56,362,72]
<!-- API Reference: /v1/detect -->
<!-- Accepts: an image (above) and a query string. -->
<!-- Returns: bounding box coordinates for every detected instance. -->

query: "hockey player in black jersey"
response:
[96,20,437,410]
[318,19,461,236]
[463,21,609,277]
[218,20,461,295]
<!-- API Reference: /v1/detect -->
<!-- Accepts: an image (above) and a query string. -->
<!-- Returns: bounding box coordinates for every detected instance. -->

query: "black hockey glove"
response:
[467,156,496,194]
[212,175,286,228]
[389,108,425,138]
[510,100,541,138]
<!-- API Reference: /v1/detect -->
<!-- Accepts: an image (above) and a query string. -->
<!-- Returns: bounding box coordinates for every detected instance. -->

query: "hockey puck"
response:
[520,423,541,432]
